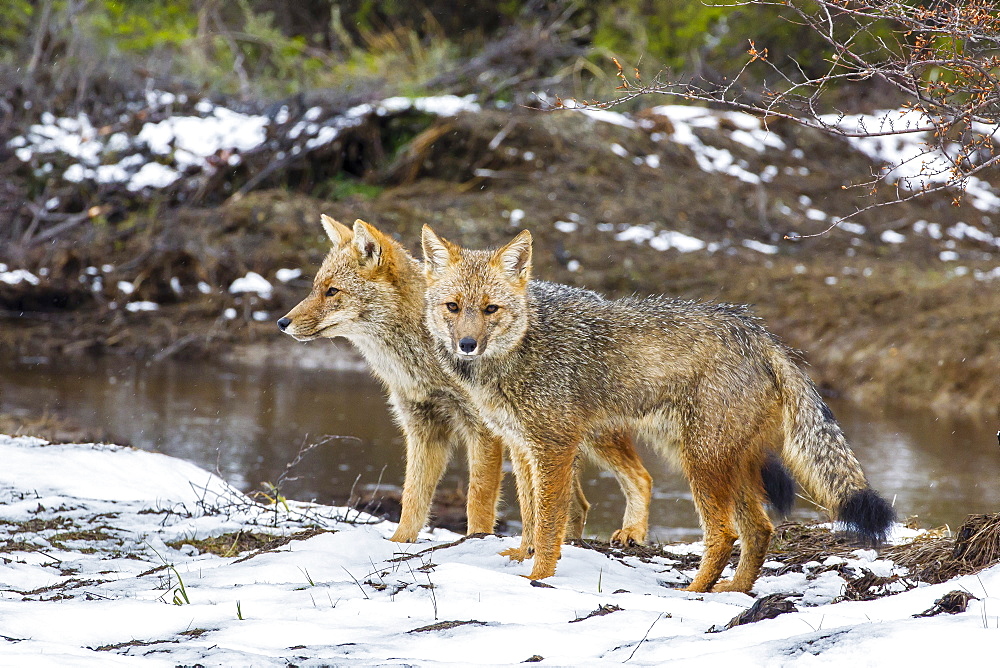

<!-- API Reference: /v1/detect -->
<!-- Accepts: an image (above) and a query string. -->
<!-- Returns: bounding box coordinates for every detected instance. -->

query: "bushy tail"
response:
[761,452,795,517]
[772,353,895,545]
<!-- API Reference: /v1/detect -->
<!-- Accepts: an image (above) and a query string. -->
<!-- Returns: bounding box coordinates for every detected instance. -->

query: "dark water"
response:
[1,355,998,541]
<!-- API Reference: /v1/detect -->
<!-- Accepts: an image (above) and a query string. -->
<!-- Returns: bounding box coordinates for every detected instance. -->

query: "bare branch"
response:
[551,0,1000,228]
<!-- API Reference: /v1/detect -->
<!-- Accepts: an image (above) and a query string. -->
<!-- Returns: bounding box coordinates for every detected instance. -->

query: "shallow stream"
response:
[2,353,997,541]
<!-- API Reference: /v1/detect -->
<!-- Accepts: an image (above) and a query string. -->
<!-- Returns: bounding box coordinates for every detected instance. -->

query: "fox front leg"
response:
[463,429,504,535]
[524,444,579,580]
[391,414,452,543]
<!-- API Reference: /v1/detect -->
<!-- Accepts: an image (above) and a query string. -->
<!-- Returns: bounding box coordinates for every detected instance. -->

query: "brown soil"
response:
[1,105,998,419]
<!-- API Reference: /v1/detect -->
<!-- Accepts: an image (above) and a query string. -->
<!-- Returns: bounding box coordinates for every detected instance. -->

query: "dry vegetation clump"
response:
[574,515,1000,601]
[765,522,862,567]
[165,530,284,557]
[886,513,1000,585]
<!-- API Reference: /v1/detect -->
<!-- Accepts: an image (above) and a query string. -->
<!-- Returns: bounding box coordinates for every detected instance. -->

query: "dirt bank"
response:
[2,102,998,418]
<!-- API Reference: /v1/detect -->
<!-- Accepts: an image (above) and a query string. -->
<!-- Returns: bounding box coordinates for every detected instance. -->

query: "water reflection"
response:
[1,356,997,540]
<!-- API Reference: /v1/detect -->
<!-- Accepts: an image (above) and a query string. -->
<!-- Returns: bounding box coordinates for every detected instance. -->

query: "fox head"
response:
[278,215,415,342]
[421,225,532,361]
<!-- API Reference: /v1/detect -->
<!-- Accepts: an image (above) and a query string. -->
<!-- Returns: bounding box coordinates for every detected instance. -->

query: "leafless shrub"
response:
[562,0,1000,232]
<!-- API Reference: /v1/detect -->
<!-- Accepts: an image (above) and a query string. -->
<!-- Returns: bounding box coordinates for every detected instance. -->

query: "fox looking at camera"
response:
[421,225,894,592]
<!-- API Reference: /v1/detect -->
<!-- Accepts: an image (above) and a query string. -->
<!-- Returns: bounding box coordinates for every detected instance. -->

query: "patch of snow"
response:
[913,220,942,239]
[0,269,40,286]
[137,107,268,169]
[376,95,480,117]
[822,110,1000,213]
[610,143,629,158]
[838,221,867,235]
[125,301,159,312]
[229,272,273,299]
[554,220,578,233]
[947,221,998,246]
[127,162,180,191]
[650,230,706,253]
[615,224,656,244]
[881,230,906,244]
[615,225,706,253]
[275,268,302,283]
[742,239,779,255]
[580,108,638,129]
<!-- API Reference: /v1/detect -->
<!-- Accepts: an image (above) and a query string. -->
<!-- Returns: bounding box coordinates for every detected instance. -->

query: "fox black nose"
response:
[277,317,291,331]
[458,337,478,354]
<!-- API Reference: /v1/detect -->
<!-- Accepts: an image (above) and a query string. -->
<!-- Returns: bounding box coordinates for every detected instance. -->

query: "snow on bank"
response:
[821,110,1000,213]
[7,93,479,195]
[0,434,997,666]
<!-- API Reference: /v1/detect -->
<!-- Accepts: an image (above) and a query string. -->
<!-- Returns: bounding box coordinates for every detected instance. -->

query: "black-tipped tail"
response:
[762,452,796,517]
[838,488,896,546]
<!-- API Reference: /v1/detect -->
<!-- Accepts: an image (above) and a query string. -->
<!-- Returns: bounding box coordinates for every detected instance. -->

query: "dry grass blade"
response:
[407,620,486,633]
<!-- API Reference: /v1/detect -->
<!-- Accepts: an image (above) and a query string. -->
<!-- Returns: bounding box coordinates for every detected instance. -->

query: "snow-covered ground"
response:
[0,434,996,666]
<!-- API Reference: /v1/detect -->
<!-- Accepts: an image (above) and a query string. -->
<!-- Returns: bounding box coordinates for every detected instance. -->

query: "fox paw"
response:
[610,527,646,547]
[527,565,556,580]
[389,529,419,543]
[499,546,532,562]
[711,579,752,593]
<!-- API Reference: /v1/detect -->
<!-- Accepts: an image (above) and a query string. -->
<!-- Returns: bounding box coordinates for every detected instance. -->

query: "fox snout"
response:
[276,317,291,331]
[458,337,478,354]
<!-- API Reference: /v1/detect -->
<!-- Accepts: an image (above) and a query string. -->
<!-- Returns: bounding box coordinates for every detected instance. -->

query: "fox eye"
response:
[483,304,499,314]
[445,302,460,313]
[325,287,340,297]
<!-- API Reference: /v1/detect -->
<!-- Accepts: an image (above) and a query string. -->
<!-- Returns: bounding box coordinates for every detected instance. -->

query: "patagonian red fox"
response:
[278,216,654,547]
[421,225,894,592]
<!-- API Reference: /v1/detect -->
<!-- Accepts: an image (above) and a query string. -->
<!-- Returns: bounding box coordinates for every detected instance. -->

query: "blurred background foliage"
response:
[0,0,923,115]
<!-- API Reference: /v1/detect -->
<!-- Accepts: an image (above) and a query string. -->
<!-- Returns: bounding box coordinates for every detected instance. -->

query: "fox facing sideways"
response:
[277,216,655,547]
[422,226,895,592]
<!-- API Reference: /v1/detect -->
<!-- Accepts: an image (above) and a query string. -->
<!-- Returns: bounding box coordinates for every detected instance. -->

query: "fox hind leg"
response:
[683,458,739,592]
[587,429,651,546]
[565,455,591,540]
[500,446,536,562]
[712,481,773,593]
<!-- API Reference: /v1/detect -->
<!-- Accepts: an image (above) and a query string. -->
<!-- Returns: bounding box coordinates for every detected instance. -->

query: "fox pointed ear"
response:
[352,219,387,269]
[321,214,353,248]
[421,225,455,276]
[493,230,532,282]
